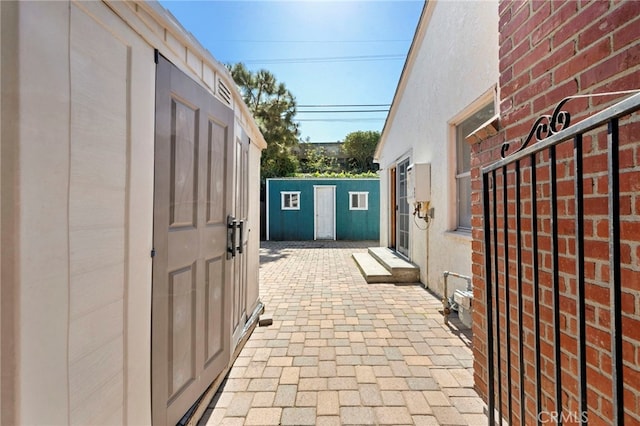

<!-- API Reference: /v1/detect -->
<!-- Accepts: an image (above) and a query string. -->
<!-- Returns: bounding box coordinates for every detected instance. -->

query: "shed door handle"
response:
[237,220,244,254]
[227,215,237,259]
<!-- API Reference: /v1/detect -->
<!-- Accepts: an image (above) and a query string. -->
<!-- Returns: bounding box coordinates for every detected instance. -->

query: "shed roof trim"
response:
[111,0,268,150]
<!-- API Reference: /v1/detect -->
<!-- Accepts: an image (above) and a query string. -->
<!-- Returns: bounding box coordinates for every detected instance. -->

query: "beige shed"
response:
[0,1,266,424]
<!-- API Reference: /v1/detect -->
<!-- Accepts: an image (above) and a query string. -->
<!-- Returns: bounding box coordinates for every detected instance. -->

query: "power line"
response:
[295,118,385,122]
[232,54,405,64]
[297,109,389,113]
[298,104,391,107]
[216,39,410,44]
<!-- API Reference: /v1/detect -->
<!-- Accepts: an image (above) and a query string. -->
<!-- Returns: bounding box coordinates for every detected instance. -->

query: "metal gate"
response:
[481,91,640,425]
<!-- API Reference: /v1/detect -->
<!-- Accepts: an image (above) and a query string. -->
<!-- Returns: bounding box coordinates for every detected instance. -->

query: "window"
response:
[455,102,495,230]
[349,192,368,210]
[281,191,300,210]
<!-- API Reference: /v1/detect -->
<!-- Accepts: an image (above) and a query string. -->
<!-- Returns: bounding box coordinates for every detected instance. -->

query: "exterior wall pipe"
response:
[442,271,472,325]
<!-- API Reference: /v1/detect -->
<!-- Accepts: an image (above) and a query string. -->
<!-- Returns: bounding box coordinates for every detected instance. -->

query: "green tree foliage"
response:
[300,146,338,174]
[342,130,380,173]
[229,63,300,178]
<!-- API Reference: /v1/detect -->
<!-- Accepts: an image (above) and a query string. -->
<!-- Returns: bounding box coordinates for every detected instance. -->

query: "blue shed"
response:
[266,178,380,241]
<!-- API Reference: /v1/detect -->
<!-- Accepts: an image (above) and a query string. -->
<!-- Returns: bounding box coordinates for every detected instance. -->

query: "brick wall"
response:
[471,1,640,424]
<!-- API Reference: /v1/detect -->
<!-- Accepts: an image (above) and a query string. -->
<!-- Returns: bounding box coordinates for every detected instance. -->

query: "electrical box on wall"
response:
[406,163,431,205]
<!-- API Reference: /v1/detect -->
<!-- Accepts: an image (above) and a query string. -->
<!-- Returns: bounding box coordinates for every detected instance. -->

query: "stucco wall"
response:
[376,0,499,296]
[0,1,265,424]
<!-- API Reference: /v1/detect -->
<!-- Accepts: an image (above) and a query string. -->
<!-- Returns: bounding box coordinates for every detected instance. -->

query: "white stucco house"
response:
[374,1,499,301]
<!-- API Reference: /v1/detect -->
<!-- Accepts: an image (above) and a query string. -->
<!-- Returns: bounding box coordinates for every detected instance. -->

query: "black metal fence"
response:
[481,91,640,425]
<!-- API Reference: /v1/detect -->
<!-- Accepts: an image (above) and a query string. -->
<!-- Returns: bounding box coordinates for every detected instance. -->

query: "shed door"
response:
[315,186,335,240]
[152,55,234,426]
[232,133,249,347]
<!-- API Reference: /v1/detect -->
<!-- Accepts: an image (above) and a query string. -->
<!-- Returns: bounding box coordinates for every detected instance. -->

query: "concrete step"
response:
[368,247,420,283]
[352,253,393,283]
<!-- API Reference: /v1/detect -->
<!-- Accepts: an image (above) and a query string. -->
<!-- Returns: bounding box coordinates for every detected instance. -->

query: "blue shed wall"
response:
[267,179,379,241]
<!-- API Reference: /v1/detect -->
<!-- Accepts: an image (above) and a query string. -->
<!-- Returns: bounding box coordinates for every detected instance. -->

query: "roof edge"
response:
[374,0,434,163]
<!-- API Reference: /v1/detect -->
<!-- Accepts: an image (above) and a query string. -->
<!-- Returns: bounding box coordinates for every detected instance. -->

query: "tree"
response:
[300,146,338,174]
[342,130,380,173]
[229,63,300,179]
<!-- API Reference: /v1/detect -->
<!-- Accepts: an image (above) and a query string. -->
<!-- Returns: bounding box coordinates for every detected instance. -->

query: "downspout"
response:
[425,223,429,291]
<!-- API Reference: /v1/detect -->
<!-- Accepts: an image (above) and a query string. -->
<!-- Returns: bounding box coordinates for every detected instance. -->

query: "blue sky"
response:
[158,0,424,143]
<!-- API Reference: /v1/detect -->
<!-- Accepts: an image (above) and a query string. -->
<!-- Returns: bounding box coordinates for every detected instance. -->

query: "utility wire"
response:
[216,39,410,44]
[298,104,391,107]
[295,118,385,122]
[297,109,389,113]
[232,54,404,64]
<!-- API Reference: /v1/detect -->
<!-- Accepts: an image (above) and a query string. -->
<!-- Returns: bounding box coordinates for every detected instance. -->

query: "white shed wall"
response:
[0,1,265,424]
[377,1,498,296]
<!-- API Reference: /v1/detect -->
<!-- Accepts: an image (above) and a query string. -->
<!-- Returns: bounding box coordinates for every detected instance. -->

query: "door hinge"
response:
[154,49,159,64]
[151,249,156,258]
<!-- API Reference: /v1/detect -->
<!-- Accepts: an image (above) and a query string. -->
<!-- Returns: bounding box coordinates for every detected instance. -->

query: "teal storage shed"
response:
[266,178,380,241]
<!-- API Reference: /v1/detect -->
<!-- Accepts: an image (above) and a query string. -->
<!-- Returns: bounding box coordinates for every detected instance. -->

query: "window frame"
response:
[349,191,369,211]
[452,100,495,232]
[281,191,301,210]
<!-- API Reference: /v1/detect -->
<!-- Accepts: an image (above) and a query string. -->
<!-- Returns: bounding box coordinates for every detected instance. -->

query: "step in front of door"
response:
[352,253,394,283]
[367,247,420,283]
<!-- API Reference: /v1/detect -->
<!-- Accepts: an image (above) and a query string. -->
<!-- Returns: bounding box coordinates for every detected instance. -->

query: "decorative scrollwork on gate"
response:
[500,97,571,158]
[500,90,640,159]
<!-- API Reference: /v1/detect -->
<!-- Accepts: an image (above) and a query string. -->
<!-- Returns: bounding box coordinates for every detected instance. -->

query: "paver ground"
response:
[198,241,487,425]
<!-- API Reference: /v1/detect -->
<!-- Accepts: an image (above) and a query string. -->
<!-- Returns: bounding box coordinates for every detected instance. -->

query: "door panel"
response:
[232,133,249,346]
[169,264,196,398]
[396,159,410,257]
[152,55,234,426]
[315,186,335,240]
[205,256,224,364]
[390,168,397,249]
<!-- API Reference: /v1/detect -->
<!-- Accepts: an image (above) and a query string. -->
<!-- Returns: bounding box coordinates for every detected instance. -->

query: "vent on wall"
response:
[217,78,232,106]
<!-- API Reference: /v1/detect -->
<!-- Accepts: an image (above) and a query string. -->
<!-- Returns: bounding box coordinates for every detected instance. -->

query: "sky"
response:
[158,0,424,143]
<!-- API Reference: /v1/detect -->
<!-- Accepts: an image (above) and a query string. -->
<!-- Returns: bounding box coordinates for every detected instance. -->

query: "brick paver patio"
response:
[199,241,487,425]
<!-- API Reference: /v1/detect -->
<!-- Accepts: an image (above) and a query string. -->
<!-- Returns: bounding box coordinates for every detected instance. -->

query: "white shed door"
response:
[315,186,335,240]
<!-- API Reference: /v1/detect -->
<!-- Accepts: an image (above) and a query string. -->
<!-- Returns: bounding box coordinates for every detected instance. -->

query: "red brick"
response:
[581,2,622,50]
[531,1,578,46]
[553,0,611,48]
[500,34,514,58]
[584,239,609,261]
[477,0,640,417]
[580,43,640,89]
[619,147,635,169]
[513,74,552,109]
[512,1,551,48]
[623,316,640,343]
[501,2,531,43]
[613,15,640,51]
[532,79,580,116]
[622,268,640,291]
[514,37,551,77]
[532,40,575,79]
[499,0,512,18]
[583,152,608,174]
[555,37,612,84]
[596,71,640,97]
[580,1,640,51]
[620,170,640,193]
[501,37,532,73]
[621,221,640,240]
[583,196,609,215]
[503,74,532,111]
